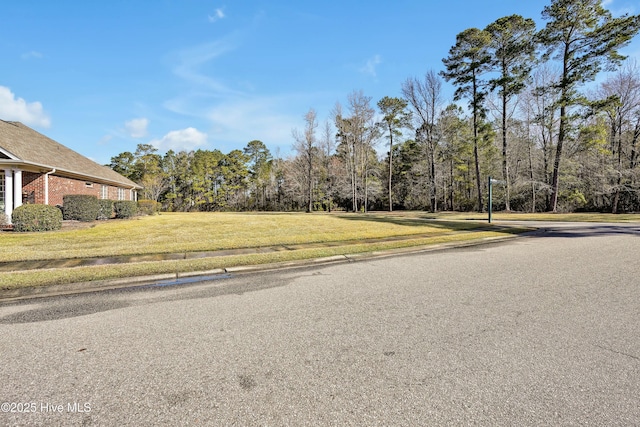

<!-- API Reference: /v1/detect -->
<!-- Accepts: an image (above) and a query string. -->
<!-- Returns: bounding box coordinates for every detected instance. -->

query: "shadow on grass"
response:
[529,224,640,239]
[335,213,483,231]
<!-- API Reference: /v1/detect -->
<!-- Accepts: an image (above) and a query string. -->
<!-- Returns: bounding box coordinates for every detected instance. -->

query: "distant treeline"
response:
[110,0,640,213]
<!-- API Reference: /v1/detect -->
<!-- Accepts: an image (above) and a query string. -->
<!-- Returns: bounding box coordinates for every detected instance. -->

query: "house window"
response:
[85,182,93,188]
[101,185,108,200]
[118,188,125,200]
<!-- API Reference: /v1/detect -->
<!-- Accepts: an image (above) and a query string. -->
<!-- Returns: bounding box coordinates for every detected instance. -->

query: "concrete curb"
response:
[0,232,526,303]
[0,274,176,301]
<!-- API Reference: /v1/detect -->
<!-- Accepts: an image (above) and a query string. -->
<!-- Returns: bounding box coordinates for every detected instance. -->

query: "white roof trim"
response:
[0,146,19,160]
[0,159,143,189]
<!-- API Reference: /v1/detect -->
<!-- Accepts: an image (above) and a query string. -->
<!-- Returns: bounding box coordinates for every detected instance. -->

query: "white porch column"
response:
[4,169,13,222]
[13,169,22,210]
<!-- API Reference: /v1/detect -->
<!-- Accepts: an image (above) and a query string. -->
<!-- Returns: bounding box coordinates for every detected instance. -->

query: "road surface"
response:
[1,222,639,426]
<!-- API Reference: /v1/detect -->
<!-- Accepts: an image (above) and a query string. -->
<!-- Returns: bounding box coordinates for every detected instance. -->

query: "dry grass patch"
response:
[0,212,482,262]
[0,229,517,290]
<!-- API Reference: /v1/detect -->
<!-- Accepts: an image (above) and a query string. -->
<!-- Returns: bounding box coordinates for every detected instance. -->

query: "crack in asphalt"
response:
[594,344,640,362]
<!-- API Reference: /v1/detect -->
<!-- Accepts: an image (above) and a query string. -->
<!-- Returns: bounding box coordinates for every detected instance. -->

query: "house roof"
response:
[0,120,141,189]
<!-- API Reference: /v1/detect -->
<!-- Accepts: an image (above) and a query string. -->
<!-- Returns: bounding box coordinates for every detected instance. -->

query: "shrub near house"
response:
[63,195,139,221]
[7,196,146,232]
[114,201,138,218]
[63,195,101,222]
[98,199,114,220]
[137,200,160,215]
[12,204,62,232]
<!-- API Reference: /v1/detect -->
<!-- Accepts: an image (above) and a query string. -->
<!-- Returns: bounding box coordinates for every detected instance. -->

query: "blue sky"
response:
[1,0,639,165]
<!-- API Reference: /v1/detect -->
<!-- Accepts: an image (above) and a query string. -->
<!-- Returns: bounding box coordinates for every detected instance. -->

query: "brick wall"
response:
[44,174,133,206]
[22,172,46,204]
[48,175,100,206]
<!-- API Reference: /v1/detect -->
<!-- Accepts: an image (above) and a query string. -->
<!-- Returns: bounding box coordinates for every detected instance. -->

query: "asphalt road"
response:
[1,222,639,426]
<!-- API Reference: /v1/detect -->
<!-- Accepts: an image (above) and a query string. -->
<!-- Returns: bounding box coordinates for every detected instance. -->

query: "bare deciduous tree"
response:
[334,91,379,212]
[402,70,443,212]
[598,61,640,212]
[292,108,318,212]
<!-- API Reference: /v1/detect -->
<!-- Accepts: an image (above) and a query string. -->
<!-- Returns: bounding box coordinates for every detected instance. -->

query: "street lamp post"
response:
[488,176,493,224]
[488,176,505,224]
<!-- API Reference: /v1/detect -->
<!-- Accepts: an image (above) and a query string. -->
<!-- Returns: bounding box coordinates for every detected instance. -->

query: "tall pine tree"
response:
[442,28,492,212]
[538,0,640,211]
[485,15,537,211]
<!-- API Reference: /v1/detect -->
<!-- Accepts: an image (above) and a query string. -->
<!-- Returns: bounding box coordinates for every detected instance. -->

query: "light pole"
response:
[488,176,505,223]
[488,176,493,223]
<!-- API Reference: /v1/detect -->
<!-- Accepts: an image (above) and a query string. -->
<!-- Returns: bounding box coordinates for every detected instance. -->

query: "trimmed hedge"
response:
[97,199,114,220]
[137,200,161,216]
[114,200,138,219]
[63,195,100,222]
[12,204,63,232]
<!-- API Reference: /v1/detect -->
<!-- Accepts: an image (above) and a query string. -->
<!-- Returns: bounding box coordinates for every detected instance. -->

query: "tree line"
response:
[110,0,640,213]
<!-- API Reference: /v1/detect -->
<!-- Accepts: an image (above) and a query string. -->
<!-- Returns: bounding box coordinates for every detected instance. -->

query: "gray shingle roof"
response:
[0,120,141,188]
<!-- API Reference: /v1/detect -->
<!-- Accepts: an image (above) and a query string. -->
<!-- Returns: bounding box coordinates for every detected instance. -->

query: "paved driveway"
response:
[1,222,639,426]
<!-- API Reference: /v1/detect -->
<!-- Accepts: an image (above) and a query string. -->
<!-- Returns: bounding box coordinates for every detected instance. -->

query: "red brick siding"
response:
[22,172,46,204]
[44,175,133,206]
[48,175,100,206]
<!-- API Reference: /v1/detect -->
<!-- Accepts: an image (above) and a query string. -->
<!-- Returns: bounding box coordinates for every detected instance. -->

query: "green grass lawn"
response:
[0,211,486,262]
[0,211,637,291]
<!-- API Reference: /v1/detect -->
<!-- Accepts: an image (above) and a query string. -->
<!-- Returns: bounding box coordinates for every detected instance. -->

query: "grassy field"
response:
[0,211,637,291]
[0,211,487,262]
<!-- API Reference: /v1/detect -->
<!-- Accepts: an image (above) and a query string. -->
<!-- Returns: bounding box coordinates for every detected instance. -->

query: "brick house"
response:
[0,119,142,223]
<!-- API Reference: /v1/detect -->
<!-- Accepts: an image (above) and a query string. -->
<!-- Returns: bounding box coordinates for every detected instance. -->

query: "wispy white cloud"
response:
[164,34,317,153]
[170,37,242,95]
[125,117,149,138]
[163,93,303,152]
[207,97,299,147]
[208,8,226,23]
[359,54,382,77]
[150,127,208,152]
[21,51,43,60]
[98,135,113,145]
[0,86,51,127]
